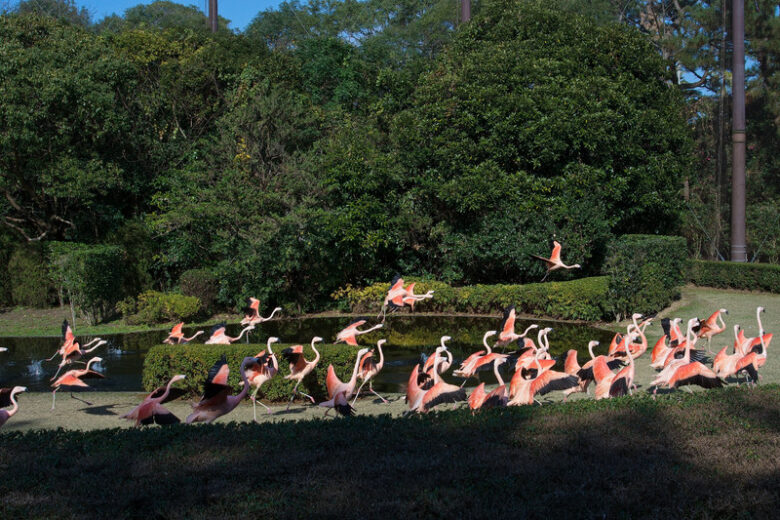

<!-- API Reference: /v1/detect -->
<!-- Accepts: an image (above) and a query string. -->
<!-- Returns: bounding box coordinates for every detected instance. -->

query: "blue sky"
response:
[80,1,282,31]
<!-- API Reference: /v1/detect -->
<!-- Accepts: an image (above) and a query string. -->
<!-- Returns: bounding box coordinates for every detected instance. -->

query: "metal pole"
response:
[461,0,471,22]
[730,0,746,262]
[209,0,218,33]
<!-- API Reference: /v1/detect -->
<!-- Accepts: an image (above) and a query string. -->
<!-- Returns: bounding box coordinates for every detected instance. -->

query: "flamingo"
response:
[244,337,280,420]
[508,351,579,406]
[51,356,104,409]
[352,339,388,405]
[163,322,204,344]
[495,306,538,349]
[405,364,429,412]
[319,390,356,417]
[713,325,746,379]
[696,308,728,354]
[650,318,702,396]
[421,341,467,412]
[282,337,322,408]
[401,282,434,311]
[325,347,370,403]
[453,331,498,385]
[0,347,6,352]
[734,332,772,385]
[46,320,101,361]
[609,333,637,397]
[378,275,409,321]
[121,375,187,426]
[50,339,108,381]
[204,323,255,344]
[335,319,383,346]
[562,340,619,400]
[592,356,617,400]
[186,355,257,423]
[0,386,26,429]
[667,355,724,393]
[240,298,282,326]
[530,240,581,281]
[514,327,555,370]
[423,336,454,376]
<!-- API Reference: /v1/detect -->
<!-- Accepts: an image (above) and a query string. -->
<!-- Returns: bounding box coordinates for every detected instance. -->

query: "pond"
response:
[0,316,615,393]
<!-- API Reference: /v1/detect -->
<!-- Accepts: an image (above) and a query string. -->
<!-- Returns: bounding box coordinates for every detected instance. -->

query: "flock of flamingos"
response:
[0,266,773,429]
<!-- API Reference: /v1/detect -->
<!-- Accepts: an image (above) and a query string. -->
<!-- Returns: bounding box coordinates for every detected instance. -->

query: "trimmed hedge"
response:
[687,260,780,293]
[334,276,611,321]
[118,290,201,325]
[8,245,51,307]
[604,235,687,319]
[143,343,362,402]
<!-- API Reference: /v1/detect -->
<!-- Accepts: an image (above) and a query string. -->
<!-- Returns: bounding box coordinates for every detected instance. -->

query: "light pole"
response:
[209,0,218,33]
[730,0,746,262]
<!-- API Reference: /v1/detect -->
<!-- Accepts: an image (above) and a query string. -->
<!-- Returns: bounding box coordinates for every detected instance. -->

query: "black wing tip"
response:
[335,403,356,417]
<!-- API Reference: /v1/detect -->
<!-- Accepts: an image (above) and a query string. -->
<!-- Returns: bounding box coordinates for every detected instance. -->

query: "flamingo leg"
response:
[369,382,388,404]
[298,391,315,403]
[352,380,368,407]
[51,389,58,410]
[70,392,92,406]
[287,382,301,410]
[540,270,550,283]
[251,387,260,422]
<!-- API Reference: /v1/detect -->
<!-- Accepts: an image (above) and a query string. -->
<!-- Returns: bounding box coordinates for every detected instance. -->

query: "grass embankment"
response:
[1,386,779,518]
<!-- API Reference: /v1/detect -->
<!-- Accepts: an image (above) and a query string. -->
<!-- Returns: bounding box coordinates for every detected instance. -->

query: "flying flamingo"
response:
[401,282,434,311]
[244,337,280,420]
[335,319,383,346]
[325,347,370,404]
[50,339,108,380]
[186,355,257,423]
[121,375,187,426]
[420,340,467,412]
[508,350,579,406]
[352,339,388,405]
[204,323,256,344]
[530,240,581,281]
[282,337,322,408]
[494,306,538,349]
[696,308,728,354]
[378,275,408,321]
[241,298,283,325]
[319,390,356,417]
[453,331,498,385]
[0,386,26,429]
[51,356,104,409]
[163,322,204,344]
[46,320,101,361]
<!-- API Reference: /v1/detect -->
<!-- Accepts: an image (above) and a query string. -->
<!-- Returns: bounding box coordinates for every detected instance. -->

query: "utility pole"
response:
[209,0,218,33]
[730,0,746,262]
[461,0,470,22]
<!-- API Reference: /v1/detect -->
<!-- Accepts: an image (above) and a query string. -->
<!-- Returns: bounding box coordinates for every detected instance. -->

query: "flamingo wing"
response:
[80,370,105,380]
[499,306,516,339]
[609,377,629,397]
[531,371,579,396]
[422,382,467,412]
[333,393,355,417]
[141,404,181,425]
[148,387,187,404]
[549,241,562,262]
[670,363,724,389]
[468,383,487,410]
[482,386,508,408]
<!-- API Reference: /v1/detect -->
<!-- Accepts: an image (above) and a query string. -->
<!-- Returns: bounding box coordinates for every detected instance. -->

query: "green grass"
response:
[1,386,779,518]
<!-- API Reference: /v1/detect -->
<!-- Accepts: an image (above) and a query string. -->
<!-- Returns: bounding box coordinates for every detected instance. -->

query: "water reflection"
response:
[0,316,614,393]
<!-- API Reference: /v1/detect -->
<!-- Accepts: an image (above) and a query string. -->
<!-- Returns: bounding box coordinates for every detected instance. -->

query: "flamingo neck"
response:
[431,351,442,385]
[757,309,764,335]
[588,343,595,359]
[155,377,176,403]
[376,343,384,368]
[348,351,363,386]
[493,363,504,387]
[483,334,493,354]
[310,342,321,364]
[7,391,20,417]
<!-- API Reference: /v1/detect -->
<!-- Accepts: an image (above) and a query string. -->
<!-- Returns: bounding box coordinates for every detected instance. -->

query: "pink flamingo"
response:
[352,339,388,405]
[405,364,429,412]
[469,357,510,411]
[609,333,637,397]
[51,356,104,409]
[508,351,578,406]
[282,337,322,408]
[245,337,280,420]
[0,386,26,429]
[324,347,370,403]
[421,341,467,412]
[530,240,581,281]
[453,330,498,385]
[163,322,204,344]
[335,319,383,346]
[697,308,728,353]
[240,298,282,326]
[186,355,257,423]
[121,375,186,426]
[50,339,107,381]
[495,306,538,349]
[46,320,101,361]
[401,282,434,311]
[204,323,256,344]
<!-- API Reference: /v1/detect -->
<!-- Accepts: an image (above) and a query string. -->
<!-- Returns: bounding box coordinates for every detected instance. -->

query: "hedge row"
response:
[335,276,611,321]
[604,234,687,319]
[687,259,780,293]
[143,343,362,402]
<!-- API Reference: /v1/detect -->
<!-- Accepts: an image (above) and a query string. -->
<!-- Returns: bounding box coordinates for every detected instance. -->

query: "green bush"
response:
[8,245,52,308]
[604,234,687,319]
[334,276,611,321]
[687,260,780,293]
[179,269,219,312]
[48,242,126,324]
[122,291,201,325]
[143,343,362,402]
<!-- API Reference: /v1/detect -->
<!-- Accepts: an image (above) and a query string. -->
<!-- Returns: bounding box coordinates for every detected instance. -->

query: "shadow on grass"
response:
[78,404,121,416]
[1,386,779,518]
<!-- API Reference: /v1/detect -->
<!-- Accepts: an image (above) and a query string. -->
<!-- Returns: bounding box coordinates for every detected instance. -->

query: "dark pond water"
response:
[0,316,614,393]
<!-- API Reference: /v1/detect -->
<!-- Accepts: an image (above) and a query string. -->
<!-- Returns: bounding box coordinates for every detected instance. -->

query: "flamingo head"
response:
[440,335,451,346]
[588,340,600,348]
[632,313,643,321]
[12,386,26,395]
[673,317,683,326]
[484,330,497,339]
[312,336,323,344]
[757,306,765,314]
[267,337,280,345]
[0,347,7,352]
[377,339,387,347]
[357,347,370,358]
[720,308,728,314]
[170,374,186,384]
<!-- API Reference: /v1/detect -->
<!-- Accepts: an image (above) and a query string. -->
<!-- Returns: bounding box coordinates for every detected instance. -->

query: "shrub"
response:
[687,260,780,293]
[334,276,611,321]
[48,243,125,324]
[179,269,219,312]
[143,343,362,402]
[603,235,687,319]
[8,245,52,307]
[122,291,201,325]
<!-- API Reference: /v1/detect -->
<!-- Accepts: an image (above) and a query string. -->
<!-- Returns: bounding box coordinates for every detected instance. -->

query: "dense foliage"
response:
[143,343,362,401]
[604,234,688,319]
[117,290,201,325]
[1,0,775,317]
[688,259,780,293]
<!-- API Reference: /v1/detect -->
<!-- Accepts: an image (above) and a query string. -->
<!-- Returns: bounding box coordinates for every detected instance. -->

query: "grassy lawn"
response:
[1,386,779,518]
